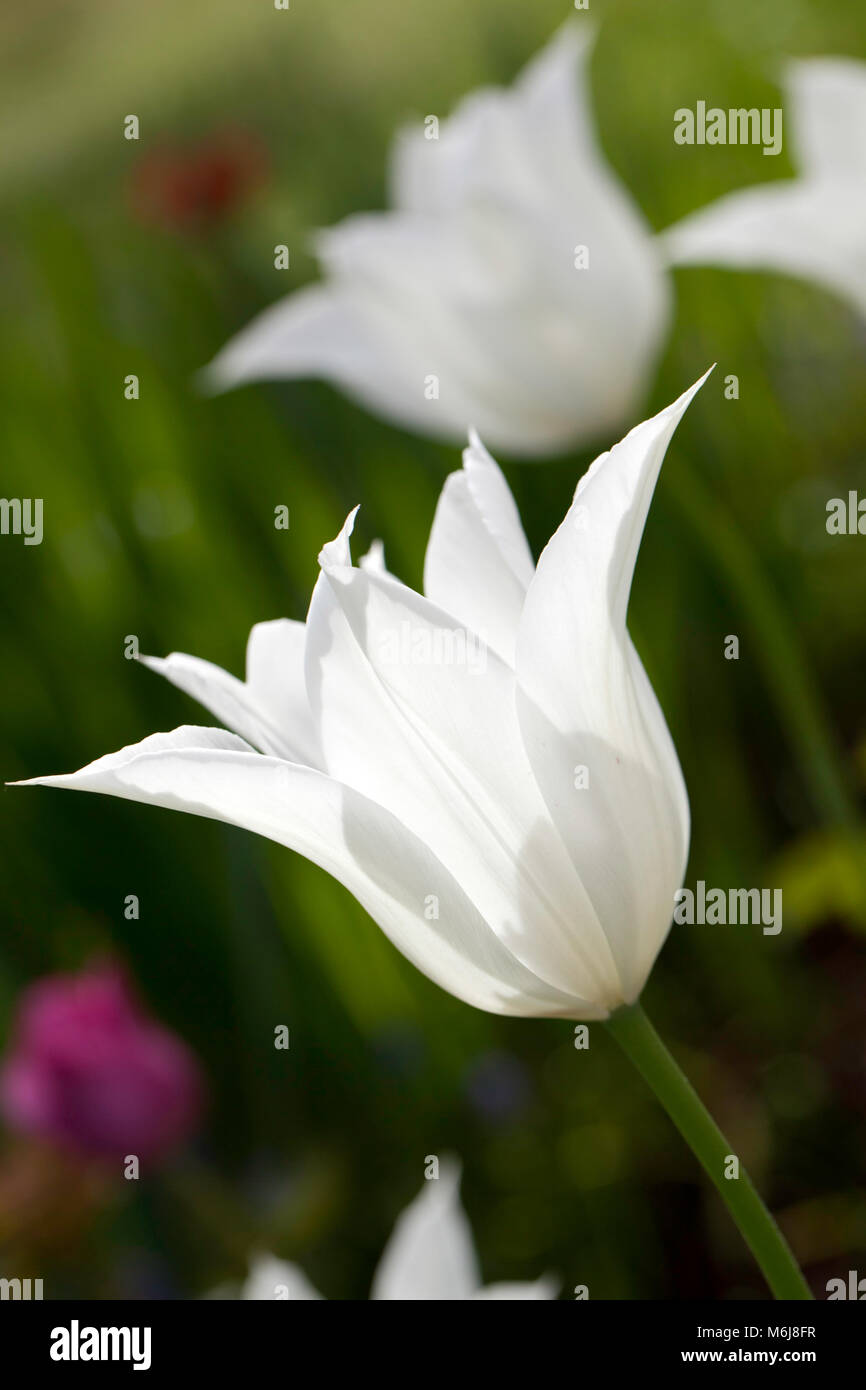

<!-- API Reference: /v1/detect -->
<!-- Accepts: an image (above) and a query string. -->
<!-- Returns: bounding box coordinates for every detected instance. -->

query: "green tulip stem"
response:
[604,1003,812,1300]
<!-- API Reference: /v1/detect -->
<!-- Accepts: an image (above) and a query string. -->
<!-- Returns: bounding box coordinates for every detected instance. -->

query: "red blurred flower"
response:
[129,128,268,233]
[0,962,203,1165]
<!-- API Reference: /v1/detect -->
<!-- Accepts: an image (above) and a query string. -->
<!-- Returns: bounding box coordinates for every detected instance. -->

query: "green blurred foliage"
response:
[0,0,864,1299]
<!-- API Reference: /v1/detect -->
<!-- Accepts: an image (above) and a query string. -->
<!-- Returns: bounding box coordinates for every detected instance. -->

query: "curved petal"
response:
[307,517,619,1011]
[515,379,705,1000]
[200,282,409,403]
[371,1160,479,1300]
[423,430,534,664]
[242,1254,323,1301]
[788,57,866,181]
[15,728,584,1018]
[139,651,305,766]
[662,180,866,317]
[207,211,511,446]
[141,619,320,768]
[139,652,285,756]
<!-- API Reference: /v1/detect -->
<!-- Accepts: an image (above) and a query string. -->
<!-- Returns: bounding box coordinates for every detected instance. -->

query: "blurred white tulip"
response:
[662,58,866,316]
[237,1161,556,1300]
[17,375,708,1020]
[203,22,671,456]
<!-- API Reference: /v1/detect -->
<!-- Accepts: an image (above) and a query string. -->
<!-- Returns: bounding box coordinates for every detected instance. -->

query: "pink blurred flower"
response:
[129,128,268,233]
[0,963,203,1165]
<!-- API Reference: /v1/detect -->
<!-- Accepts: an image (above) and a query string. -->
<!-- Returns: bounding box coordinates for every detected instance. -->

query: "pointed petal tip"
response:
[627,365,713,446]
[8,769,75,789]
[318,506,360,571]
[571,368,714,517]
[601,365,714,466]
[462,427,498,473]
[669,363,715,414]
[545,15,597,61]
[137,652,200,676]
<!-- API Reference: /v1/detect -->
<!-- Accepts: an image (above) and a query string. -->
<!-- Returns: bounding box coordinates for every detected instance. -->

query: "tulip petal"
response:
[663,58,866,318]
[315,212,545,444]
[16,728,584,1018]
[788,58,866,181]
[371,1160,480,1300]
[141,620,320,768]
[309,524,620,1010]
[245,618,322,767]
[139,653,294,764]
[513,21,600,179]
[384,22,671,454]
[390,22,598,216]
[204,20,669,455]
[201,281,408,402]
[662,180,866,318]
[242,1254,323,1301]
[359,538,388,574]
[319,208,628,455]
[515,380,705,999]
[423,430,534,663]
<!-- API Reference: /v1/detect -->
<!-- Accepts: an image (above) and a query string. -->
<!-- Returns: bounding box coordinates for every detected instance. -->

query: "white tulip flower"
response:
[232,1162,555,1301]
[663,58,866,317]
[202,23,671,456]
[17,375,708,1022]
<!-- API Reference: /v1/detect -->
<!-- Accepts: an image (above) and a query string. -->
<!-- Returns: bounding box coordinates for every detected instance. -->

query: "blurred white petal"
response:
[234,1167,558,1300]
[242,1254,322,1301]
[203,22,670,456]
[359,538,388,574]
[788,58,866,179]
[663,181,866,317]
[663,57,866,317]
[202,283,385,396]
[371,1160,480,1300]
[473,1278,560,1300]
